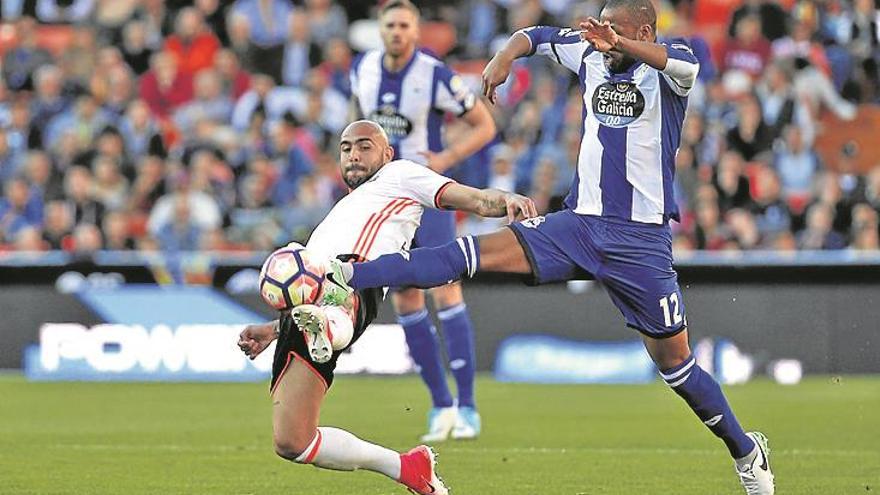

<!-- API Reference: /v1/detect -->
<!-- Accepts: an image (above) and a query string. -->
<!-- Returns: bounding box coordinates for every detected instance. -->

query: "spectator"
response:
[147,174,222,237]
[725,208,761,249]
[139,51,194,119]
[24,151,64,202]
[718,14,771,78]
[774,125,819,204]
[694,197,729,250]
[714,150,753,213]
[798,202,846,250]
[0,177,43,242]
[92,155,129,210]
[213,49,252,101]
[128,155,167,214]
[756,62,814,143]
[850,203,879,250]
[71,223,104,255]
[282,10,322,87]
[164,7,222,76]
[728,0,789,41]
[121,20,156,76]
[42,200,74,249]
[268,118,315,205]
[63,166,105,227]
[195,0,230,46]
[230,0,295,81]
[726,94,772,161]
[156,194,203,251]
[31,65,72,141]
[119,100,167,162]
[227,12,260,75]
[304,0,348,46]
[45,94,111,150]
[749,165,792,238]
[35,0,95,23]
[14,226,46,251]
[1,17,53,91]
[173,69,234,133]
[0,129,22,184]
[102,210,137,250]
[230,74,299,131]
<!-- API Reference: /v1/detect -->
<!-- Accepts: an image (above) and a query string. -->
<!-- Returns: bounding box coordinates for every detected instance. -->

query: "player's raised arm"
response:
[482,26,587,104]
[437,183,537,224]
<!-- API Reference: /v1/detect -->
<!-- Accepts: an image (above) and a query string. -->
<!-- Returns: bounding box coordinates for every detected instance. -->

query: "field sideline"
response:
[1,374,877,494]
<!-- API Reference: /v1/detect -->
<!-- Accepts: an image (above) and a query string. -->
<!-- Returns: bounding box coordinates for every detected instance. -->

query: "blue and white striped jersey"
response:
[519,26,700,224]
[350,49,477,163]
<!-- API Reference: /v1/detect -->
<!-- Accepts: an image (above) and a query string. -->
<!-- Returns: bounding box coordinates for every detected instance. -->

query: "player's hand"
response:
[481,53,513,105]
[579,17,619,52]
[504,193,538,224]
[419,150,457,173]
[237,322,277,360]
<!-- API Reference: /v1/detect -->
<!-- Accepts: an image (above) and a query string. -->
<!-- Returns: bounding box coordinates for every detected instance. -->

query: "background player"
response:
[349,0,497,441]
[323,2,775,494]
[237,120,534,495]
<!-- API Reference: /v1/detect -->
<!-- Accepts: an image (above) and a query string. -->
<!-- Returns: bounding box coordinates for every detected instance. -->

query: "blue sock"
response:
[437,303,477,409]
[350,236,479,290]
[398,309,454,408]
[661,355,756,458]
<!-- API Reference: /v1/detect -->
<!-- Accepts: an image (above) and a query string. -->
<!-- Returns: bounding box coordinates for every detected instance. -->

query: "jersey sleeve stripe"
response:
[360,199,418,258]
[433,180,456,209]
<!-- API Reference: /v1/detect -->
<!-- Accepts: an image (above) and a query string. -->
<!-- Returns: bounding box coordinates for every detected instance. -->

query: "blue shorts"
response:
[414,208,456,248]
[508,210,687,338]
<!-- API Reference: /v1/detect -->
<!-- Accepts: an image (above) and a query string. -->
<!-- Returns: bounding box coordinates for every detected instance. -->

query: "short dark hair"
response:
[604,0,657,30]
[379,0,420,19]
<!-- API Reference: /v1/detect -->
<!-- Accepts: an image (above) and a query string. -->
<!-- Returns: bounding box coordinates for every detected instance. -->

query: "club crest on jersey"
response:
[592,81,645,128]
[520,216,546,229]
[369,106,413,140]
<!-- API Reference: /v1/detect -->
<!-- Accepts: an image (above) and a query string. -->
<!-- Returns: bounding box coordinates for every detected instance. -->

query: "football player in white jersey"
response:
[349,0,497,442]
[319,2,775,494]
[236,120,534,495]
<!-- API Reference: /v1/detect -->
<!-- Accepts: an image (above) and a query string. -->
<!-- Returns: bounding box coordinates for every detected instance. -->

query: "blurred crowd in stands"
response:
[0,0,879,255]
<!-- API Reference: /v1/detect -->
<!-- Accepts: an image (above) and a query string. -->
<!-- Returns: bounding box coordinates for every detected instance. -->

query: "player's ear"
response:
[383,144,394,162]
[639,24,654,42]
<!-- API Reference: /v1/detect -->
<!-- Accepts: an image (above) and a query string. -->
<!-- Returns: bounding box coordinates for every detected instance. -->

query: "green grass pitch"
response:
[1,375,878,494]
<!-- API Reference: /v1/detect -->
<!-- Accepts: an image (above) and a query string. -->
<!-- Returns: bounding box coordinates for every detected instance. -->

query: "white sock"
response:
[295,427,401,479]
[735,444,758,468]
[324,305,354,351]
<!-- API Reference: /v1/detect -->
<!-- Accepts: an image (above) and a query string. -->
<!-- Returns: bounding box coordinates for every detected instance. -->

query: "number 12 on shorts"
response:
[659,293,683,327]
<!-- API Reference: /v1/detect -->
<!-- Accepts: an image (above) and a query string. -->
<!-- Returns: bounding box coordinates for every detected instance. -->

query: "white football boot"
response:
[419,407,458,443]
[292,304,332,364]
[451,406,481,440]
[735,431,775,495]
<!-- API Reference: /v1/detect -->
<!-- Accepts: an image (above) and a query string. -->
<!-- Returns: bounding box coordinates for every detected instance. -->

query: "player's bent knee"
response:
[273,431,316,462]
[392,288,426,314]
[429,282,463,307]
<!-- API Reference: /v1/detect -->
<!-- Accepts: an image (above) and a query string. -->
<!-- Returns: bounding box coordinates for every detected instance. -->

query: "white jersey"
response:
[306,159,455,261]
[350,49,476,162]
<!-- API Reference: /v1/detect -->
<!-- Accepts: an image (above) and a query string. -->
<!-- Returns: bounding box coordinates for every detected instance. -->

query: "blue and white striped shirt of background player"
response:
[350,49,477,163]
[519,26,700,225]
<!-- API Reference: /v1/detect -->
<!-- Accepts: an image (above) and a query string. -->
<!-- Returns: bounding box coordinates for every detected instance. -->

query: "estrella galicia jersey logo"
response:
[369,105,413,141]
[592,82,645,128]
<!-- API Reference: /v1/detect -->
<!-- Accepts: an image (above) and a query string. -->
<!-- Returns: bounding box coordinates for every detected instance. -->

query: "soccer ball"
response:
[259,245,326,311]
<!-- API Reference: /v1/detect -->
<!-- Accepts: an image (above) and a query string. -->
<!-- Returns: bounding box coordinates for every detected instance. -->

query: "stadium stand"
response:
[0,0,878,254]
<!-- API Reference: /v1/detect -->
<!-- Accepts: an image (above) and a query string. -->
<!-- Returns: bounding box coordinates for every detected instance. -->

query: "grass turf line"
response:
[0,375,877,494]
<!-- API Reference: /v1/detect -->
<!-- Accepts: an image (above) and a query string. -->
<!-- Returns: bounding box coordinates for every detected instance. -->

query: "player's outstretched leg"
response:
[343,235,480,291]
[645,332,774,495]
[273,357,449,495]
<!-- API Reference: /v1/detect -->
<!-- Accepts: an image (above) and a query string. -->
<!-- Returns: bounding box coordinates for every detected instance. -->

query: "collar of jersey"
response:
[605,59,644,83]
[381,49,420,79]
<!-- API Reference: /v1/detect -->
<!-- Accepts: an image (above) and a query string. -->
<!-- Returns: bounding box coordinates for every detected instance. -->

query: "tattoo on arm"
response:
[477,189,508,217]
